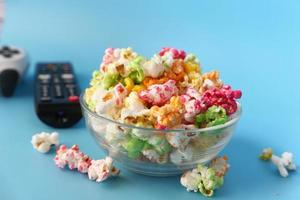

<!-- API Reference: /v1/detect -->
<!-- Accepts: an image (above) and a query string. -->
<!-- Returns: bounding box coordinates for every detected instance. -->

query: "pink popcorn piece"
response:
[88,157,120,183]
[139,80,178,106]
[159,47,186,60]
[181,85,242,122]
[113,83,128,106]
[180,88,206,123]
[54,144,92,173]
[201,85,242,115]
[100,47,115,71]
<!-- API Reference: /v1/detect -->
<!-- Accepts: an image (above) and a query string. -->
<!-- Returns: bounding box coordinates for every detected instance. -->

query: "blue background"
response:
[0,0,299,199]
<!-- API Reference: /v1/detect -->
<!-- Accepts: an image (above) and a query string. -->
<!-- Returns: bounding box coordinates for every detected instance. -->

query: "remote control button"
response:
[38,74,51,80]
[47,64,58,72]
[62,64,71,72]
[40,85,51,99]
[62,73,74,84]
[61,73,74,79]
[40,96,52,102]
[65,84,76,96]
[68,95,79,102]
[54,84,64,98]
[53,75,60,84]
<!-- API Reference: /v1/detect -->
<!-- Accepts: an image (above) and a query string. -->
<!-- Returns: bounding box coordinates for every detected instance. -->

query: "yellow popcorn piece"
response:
[184,61,200,74]
[124,77,134,92]
[187,71,203,90]
[132,84,146,93]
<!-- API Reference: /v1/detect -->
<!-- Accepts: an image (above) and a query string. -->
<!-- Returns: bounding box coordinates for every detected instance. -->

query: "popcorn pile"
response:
[85,47,242,129]
[181,156,229,197]
[84,47,242,165]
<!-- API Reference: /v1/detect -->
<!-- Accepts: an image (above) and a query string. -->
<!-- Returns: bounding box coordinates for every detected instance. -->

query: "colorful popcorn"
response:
[88,157,120,182]
[139,80,178,106]
[260,148,296,177]
[54,144,92,173]
[180,156,229,197]
[84,47,242,165]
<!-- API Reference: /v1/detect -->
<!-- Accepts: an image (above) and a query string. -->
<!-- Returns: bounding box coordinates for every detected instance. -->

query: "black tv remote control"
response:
[34,63,82,128]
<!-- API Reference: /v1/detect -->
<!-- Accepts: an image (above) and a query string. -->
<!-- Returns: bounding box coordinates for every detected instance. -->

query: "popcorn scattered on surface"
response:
[88,157,120,182]
[53,144,120,182]
[31,132,59,153]
[54,145,92,173]
[180,156,229,197]
[260,148,296,177]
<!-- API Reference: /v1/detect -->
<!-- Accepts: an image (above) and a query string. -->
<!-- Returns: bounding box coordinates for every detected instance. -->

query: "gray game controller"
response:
[0,46,29,97]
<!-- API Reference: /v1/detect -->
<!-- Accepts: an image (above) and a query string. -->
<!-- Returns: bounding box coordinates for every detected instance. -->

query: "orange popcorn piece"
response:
[199,70,223,93]
[143,60,186,87]
[150,96,184,128]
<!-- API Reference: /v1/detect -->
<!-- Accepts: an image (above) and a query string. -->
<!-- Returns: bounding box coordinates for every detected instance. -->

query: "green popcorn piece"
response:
[195,106,229,128]
[90,71,102,86]
[195,113,207,128]
[128,56,145,84]
[184,53,200,64]
[148,135,172,155]
[198,182,214,197]
[86,100,96,111]
[131,123,153,141]
[197,164,224,197]
[131,129,152,141]
[206,106,227,120]
[259,148,273,161]
[207,117,228,127]
[142,142,153,151]
[122,136,146,159]
[102,73,119,89]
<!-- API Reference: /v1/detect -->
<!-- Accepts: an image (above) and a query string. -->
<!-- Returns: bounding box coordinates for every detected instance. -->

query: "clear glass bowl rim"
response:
[80,93,242,133]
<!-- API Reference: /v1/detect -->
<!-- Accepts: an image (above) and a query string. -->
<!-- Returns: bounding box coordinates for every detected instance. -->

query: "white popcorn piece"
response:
[142,54,165,78]
[210,156,230,177]
[166,132,190,149]
[120,92,150,120]
[104,123,126,147]
[161,51,174,67]
[31,132,59,153]
[180,169,202,192]
[272,152,296,177]
[142,149,160,163]
[170,146,193,165]
[260,148,296,177]
[202,79,215,90]
[88,157,120,182]
[93,84,128,118]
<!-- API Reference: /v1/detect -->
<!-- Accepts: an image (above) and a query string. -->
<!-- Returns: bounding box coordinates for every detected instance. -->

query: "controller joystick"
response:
[0,46,29,97]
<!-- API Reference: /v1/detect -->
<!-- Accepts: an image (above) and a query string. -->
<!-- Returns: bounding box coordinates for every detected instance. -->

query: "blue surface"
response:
[0,0,299,199]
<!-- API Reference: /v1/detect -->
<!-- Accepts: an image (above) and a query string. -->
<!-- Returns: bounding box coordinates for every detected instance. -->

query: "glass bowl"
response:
[80,94,242,176]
